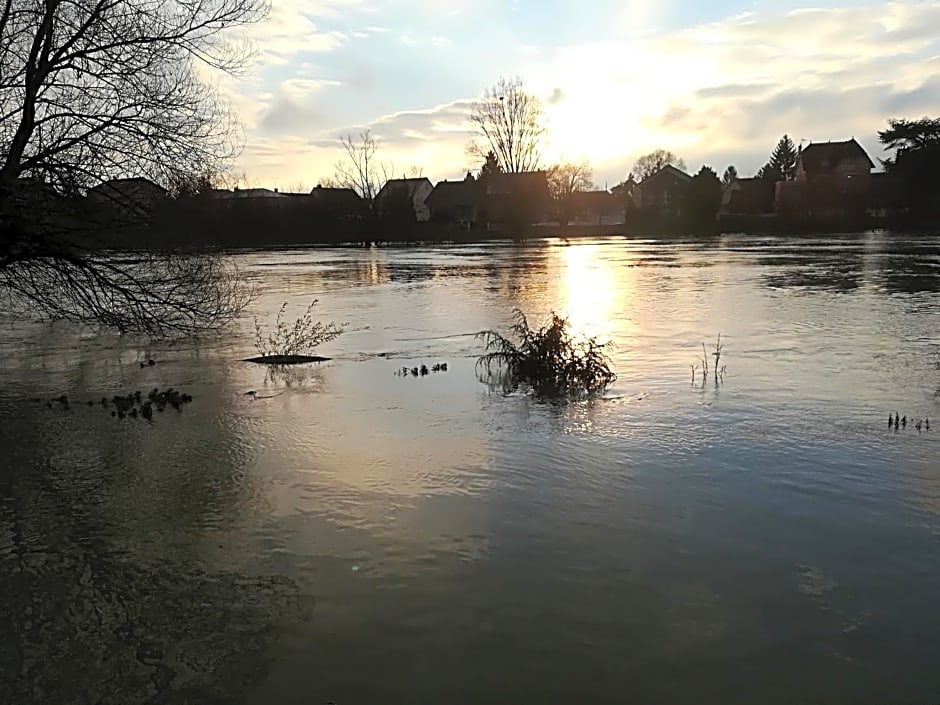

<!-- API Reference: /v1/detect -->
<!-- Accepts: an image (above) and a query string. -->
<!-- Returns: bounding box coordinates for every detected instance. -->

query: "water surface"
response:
[1,234,939,704]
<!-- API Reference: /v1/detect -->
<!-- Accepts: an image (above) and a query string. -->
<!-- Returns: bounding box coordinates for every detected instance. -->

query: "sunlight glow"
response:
[560,244,618,340]
[534,41,720,169]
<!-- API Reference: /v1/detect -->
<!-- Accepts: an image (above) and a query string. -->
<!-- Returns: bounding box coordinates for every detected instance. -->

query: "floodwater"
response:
[1,233,939,704]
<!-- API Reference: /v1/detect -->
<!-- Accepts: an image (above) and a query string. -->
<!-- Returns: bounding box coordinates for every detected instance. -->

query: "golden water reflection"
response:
[559,242,634,343]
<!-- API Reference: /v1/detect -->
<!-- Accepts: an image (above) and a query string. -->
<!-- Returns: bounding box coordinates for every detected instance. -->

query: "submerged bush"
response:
[252,300,344,360]
[476,309,616,397]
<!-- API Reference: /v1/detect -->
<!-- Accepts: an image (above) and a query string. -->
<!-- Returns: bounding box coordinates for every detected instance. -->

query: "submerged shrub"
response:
[253,300,344,359]
[476,309,616,397]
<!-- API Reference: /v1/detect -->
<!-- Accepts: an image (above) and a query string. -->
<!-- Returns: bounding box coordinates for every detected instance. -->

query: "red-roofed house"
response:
[775,138,875,217]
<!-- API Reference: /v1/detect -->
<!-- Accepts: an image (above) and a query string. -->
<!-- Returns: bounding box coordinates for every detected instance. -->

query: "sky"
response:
[222,0,940,190]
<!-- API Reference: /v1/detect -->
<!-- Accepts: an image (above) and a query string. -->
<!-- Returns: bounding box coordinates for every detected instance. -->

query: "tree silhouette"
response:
[333,130,392,206]
[478,150,503,180]
[879,116,940,220]
[467,76,546,173]
[757,164,782,182]
[633,150,686,181]
[767,135,798,180]
[0,0,266,335]
[547,160,594,227]
[684,166,722,232]
[879,117,940,165]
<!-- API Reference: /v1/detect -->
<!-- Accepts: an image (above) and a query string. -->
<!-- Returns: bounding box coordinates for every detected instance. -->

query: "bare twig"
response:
[253,300,344,358]
[1,0,267,332]
[467,76,545,173]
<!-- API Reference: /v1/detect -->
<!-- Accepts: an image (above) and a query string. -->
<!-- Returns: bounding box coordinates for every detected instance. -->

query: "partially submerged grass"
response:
[476,309,616,397]
[691,334,726,386]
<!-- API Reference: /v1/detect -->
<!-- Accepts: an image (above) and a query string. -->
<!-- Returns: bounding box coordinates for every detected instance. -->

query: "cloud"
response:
[258,78,342,135]
[239,0,370,66]
[229,0,940,187]
[528,0,940,181]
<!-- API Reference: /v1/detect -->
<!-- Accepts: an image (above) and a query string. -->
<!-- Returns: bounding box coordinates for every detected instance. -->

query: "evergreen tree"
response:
[757,164,783,182]
[479,150,503,179]
[684,166,723,233]
[767,135,798,180]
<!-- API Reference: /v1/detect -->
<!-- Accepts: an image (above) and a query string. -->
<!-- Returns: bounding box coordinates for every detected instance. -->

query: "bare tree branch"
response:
[0,0,267,335]
[547,160,593,226]
[633,149,686,181]
[468,76,545,174]
[332,129,392,207]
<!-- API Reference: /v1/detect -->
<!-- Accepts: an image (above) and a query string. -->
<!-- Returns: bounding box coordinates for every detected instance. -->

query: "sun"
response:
[544,91,647,171]
[531,43,721,174]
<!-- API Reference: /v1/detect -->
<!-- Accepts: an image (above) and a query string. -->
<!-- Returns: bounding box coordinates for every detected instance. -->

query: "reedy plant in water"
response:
[253,300,344,359]
[476,309,616,397]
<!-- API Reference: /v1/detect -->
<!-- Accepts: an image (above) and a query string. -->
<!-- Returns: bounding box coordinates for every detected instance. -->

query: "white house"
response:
[376,177,433,221]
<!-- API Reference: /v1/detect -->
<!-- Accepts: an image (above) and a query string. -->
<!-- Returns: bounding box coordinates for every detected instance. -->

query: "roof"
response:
[308,185,363,209]
[88,177,168,195]
[483,170,550,195]
[638,165,692,186]
[376,177,432,200]
[798,138,874,172]
[426,179,479,210]
[569,190,618,209]
[220,187,286,198]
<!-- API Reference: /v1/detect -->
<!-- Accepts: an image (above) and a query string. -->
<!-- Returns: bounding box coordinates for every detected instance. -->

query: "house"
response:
[308,185,367,219]
[425,175,480,226]
[632,165,692,216]
[776,138,875,217]
[216,187,288,199]
[87,177,168,217]
[720,177,776,215]
[479,171,552,225]
[375,177,433,221]
[566,190,622,224]
[795,138,874,184]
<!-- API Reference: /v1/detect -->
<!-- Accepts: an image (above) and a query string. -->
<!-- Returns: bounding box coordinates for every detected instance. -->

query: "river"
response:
[1,233,939,704]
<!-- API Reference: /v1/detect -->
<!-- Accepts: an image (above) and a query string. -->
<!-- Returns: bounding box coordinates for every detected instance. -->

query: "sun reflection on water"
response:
[559,243,626,341]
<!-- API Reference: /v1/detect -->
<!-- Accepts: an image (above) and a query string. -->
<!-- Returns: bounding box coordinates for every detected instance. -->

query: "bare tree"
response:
[547,160,594,226]
[468,76,546,173]
[0,0,268,335]
[333,129,392,204]
[633,149,686,181]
